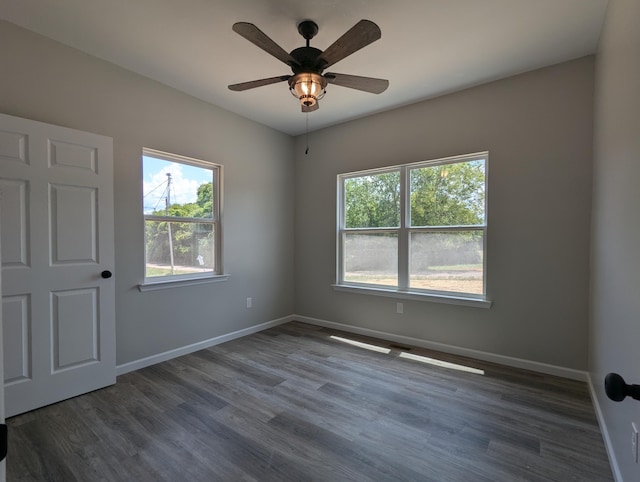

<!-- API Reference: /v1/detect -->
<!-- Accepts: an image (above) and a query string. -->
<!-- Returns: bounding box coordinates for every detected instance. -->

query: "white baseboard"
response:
[587,374,622,482]
[116,315,294,376]
[294,315,588,381]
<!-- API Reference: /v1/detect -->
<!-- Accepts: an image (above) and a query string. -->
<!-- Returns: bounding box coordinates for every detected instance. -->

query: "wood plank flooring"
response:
[7,321,613,481]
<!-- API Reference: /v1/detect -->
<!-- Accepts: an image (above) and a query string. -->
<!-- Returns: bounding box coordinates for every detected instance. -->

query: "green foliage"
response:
[196,182,213,218]
[410,161,484,227]
[343,161,484,229]
[345,172,400,228]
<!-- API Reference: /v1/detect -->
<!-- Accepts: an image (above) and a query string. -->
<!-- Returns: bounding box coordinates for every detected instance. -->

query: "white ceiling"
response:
[0,0,608,136]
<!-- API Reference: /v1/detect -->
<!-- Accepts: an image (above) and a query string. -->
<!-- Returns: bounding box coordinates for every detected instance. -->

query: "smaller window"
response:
[142,148,222,281]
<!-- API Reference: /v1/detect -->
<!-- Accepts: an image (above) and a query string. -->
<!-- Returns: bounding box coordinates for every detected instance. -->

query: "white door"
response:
[0,113,115,418]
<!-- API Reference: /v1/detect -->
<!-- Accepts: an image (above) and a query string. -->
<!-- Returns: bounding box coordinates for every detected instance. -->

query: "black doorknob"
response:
[101,270,113,279]
[605,373,640,402]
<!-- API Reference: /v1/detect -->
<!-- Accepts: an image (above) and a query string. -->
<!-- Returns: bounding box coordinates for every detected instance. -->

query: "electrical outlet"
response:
[396,302,403,314]
[632,423,639,463]
[246,297,252,309]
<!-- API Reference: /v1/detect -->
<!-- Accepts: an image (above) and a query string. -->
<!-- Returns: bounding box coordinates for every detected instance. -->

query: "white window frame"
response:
[139,148,227,291]
[335,152,490,308]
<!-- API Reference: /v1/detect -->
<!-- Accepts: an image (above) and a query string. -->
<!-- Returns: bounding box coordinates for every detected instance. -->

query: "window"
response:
[337,152,487,302]
[142,148,223,284]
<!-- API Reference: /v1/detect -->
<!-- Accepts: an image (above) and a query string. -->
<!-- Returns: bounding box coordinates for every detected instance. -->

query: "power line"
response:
[143,179,168,198]
[143,174,174,213]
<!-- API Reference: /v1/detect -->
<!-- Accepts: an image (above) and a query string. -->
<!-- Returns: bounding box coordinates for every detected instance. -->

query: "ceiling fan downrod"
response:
[297,20,319,48]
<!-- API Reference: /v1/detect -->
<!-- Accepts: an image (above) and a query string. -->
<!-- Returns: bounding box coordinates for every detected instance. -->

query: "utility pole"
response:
[166,173,175,274]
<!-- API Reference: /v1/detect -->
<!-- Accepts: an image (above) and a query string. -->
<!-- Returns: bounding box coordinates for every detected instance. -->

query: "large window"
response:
[337,152,487,300]
[142,148,222,282]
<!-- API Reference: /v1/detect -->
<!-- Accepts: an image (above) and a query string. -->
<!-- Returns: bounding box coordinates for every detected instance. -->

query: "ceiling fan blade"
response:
[232,22,299,67]
[316,20,381,69]
[302,102,319,113]
[228,75,291,91]
[324,73,389,94]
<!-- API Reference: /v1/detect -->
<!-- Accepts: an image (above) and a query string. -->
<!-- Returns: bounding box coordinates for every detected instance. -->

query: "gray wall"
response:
[0,20,295,365]
[295,57,594,371]
[590,0,640,479]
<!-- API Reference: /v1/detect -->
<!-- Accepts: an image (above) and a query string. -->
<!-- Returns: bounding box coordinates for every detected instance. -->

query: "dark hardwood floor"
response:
[8,321,613,481]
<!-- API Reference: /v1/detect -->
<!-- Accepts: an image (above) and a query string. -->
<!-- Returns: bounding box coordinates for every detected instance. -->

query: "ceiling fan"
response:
[228,19,389,112]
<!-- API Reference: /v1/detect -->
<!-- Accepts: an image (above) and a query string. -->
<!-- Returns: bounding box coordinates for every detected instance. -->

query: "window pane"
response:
[145,221,215,277]
[143,156,214,219]
[410,159,485,227]
[410,231,484,295]
[344,171,400,228]
[344,233,398,286]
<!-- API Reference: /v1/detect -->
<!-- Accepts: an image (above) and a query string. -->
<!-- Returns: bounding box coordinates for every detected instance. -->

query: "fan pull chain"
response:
[305,112,310,155]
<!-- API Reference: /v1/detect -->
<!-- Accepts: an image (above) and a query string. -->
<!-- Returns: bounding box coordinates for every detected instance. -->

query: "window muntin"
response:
[143,149,222,280]
[338,153,487,299]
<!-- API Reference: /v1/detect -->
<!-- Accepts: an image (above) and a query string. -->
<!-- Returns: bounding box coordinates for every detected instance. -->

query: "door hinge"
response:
[0,424,7,461]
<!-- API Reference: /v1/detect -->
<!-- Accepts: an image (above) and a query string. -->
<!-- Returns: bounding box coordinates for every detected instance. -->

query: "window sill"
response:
[332,284,492,308]
[139,274,230,292]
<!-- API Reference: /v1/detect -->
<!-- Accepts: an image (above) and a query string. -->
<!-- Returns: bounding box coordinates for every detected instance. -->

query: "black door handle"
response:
[101,270,113,279]
[605,373,640,402]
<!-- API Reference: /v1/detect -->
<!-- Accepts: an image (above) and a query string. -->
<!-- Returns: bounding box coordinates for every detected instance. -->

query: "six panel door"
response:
[0,113,115,417]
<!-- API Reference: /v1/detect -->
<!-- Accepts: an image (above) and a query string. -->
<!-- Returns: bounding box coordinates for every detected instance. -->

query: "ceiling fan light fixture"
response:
[289,72,327,107]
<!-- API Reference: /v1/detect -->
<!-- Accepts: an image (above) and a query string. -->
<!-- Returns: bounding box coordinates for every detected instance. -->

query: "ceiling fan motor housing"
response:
[290,47,325,73]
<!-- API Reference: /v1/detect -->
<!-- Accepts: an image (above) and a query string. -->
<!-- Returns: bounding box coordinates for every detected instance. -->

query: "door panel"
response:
[50,184,97,264]
[0,130,28,164]
[49,140,97,172]
[52,288,99,370]
[0,180,28,267]
[0,113,115,417]
[1,295,30,384]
